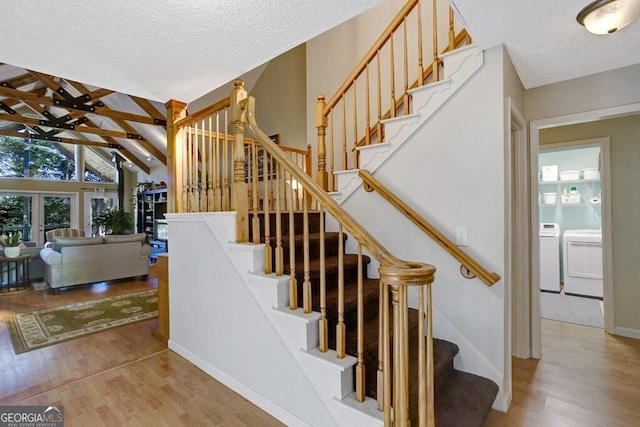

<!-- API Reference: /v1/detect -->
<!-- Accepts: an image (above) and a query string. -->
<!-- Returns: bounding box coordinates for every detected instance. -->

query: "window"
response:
[0,136,76,180]
[84,147,117,183]
[0,136,118,183]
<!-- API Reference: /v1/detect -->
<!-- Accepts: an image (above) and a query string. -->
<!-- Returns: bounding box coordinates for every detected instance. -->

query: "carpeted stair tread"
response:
[434,370,499,427]
[264,212,499,426]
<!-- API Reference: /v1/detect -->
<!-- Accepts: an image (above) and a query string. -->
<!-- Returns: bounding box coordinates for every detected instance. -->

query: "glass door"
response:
[0,192,77,246]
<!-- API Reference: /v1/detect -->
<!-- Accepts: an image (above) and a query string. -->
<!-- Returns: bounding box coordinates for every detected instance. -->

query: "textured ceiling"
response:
[451,0,640,89]
[0,0,383,103]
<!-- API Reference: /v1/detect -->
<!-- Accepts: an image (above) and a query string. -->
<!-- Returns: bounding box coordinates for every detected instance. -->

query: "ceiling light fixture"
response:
[577,0,640,34]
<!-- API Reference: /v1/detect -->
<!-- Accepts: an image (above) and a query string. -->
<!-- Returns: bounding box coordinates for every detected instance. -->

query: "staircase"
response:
[247,212,498,426]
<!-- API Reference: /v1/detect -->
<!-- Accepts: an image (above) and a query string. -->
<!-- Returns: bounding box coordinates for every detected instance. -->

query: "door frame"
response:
[528,104,638,356]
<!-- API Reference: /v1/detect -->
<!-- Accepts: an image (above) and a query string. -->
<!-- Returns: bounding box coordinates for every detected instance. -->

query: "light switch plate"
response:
[455,227,468,246]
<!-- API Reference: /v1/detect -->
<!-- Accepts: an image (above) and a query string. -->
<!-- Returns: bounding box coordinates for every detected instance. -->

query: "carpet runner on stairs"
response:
[251,212,498,426]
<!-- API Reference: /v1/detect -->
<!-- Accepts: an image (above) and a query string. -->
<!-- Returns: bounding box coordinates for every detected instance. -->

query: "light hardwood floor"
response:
[2,280,640,426]
[0,279,284,427]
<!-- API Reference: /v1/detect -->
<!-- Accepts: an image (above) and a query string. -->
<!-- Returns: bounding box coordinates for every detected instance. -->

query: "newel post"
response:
[165,99,188,213]
[379,262,436,427]
[315,95,329,191]
[231,79,249,243]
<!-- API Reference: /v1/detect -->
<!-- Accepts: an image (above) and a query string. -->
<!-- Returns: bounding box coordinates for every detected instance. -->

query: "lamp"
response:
[577,0,640,34]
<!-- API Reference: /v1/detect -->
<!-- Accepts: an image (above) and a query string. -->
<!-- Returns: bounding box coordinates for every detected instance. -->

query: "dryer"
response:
[563,229,603,298]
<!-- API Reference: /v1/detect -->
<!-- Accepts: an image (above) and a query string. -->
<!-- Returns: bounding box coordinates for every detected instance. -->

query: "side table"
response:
[0,254,31,294]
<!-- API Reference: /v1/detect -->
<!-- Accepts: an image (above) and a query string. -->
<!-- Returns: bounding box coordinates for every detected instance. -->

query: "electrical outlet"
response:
[455,227,468,246]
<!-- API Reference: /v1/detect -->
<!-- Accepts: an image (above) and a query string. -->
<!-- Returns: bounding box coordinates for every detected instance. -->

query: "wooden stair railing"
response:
[233,80,438,426]
[359,169,501,286]
[165,95,313,242]
[315,0,472,191]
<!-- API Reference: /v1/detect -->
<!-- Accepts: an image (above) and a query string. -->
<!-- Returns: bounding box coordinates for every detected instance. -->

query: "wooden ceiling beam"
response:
[1,73,39,89]
[0,128,109,148]
[0,85,163,127]
[130,95,165,119]
[71,82,167,165]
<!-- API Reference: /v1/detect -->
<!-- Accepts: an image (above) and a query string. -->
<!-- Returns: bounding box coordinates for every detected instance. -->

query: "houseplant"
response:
[2,231,22,258]
[92,208,134,235]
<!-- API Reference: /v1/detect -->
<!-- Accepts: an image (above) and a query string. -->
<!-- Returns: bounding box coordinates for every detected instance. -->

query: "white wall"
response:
[335,45,509,409]
[167,213,339,427]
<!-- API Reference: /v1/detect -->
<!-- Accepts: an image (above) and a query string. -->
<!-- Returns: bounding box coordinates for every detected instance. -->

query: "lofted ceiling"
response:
[451,0,640,89]
[0,0,383,173]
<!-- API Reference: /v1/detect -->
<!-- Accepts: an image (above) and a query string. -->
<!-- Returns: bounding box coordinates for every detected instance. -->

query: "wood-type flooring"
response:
[2,278,640,426]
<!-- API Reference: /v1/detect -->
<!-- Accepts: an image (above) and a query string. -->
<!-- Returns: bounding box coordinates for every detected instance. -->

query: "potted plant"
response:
[2,231,22,258]
[92,208,134,235]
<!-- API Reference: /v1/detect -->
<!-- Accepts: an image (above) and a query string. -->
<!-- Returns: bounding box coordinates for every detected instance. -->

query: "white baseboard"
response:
[168,341,311,427]
[614,326,640,340]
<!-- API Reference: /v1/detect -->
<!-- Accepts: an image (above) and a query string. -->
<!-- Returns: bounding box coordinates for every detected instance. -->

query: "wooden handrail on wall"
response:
[359,169,501,286]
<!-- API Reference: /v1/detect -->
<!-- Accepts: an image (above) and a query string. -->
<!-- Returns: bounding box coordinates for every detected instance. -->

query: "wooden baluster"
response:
[390,34,397,119]
[376,53,383,143]
[426,282,435,427]
[383,280,391,426]
[315,95,328,191]
[288,170,297,310]
[305,144,312,177]
[329,111,335,192]
[432,0,440,82]
[264,151,272,274]
[353,83,359,169]
[252,142,260,244]
[223,110,230,211]
[336,225,345,358]
[207,116,214,212]
[403,17,410,115]
[187,126,194,211]
[356,243,366,402]
[213,113,221,211]
[302,188,311,313]
[365,63,371,147]
[192,121,199,212]
[419,284,427,426]
[417,0,424,86]
[342,95,347,171]
[275,163,284,276]
[199,119,207,211]
[448,6,455,51]
[377,279,385,411]
[181,127,188,212]
[318,205,328,352]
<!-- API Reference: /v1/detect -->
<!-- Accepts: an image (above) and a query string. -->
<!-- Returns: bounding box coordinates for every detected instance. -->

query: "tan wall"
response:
[249,44,308,150]
[540,115,640,333]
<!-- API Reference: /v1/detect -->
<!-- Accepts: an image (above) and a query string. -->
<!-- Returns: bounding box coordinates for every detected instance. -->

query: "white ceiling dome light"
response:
[577,0,640,34]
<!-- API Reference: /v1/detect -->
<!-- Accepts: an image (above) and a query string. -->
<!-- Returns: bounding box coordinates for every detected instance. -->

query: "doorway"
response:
[0,192,79,246]
[529,106,632,358]
[538,140,606,329]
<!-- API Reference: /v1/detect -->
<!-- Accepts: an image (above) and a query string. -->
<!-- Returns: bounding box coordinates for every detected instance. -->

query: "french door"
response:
[0,192,78,246]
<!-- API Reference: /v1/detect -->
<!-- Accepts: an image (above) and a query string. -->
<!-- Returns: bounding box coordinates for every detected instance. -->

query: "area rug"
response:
[540,291,604,328]
[7,289,158,354]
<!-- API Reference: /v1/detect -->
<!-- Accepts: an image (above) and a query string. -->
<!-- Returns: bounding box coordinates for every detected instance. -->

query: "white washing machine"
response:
[539,223,560,292]
[563,229,603,298]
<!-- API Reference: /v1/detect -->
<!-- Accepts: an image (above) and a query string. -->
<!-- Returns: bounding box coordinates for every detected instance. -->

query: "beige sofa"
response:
[40,233,151,294]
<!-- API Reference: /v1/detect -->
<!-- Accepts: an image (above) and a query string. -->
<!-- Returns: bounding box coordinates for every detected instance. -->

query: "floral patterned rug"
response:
[7,289,158,354]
